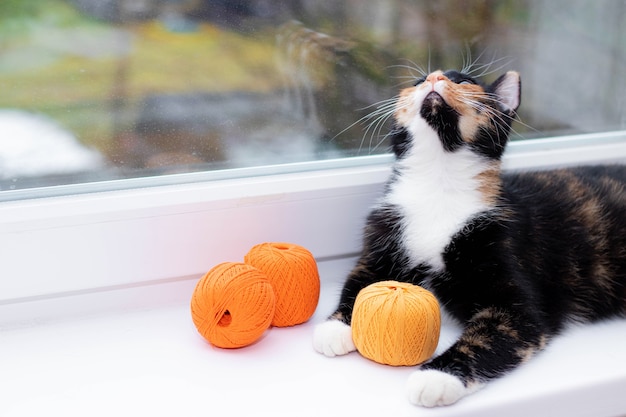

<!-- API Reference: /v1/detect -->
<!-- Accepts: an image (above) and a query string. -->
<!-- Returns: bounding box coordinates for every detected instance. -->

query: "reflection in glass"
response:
[0,0,624,193]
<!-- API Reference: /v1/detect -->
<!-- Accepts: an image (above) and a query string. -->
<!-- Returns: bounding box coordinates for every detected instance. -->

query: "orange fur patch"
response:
[394,87,418,127]
[475,163,502,205]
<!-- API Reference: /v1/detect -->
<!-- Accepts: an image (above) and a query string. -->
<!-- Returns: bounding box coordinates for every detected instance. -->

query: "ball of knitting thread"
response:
[351,281,440,366]
[190,262,276,349]
[244,242,320,327]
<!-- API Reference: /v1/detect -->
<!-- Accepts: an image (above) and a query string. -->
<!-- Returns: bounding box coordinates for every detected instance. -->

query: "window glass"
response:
[1,0,624,194]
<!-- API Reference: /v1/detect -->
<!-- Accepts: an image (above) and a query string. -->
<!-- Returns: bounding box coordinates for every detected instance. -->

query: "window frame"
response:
[2,130,626,304]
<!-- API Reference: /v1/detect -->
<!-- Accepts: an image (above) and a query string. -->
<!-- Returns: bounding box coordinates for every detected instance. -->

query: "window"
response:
[2,6,626,415]
[1,0,625,198]
[1,0,626,306]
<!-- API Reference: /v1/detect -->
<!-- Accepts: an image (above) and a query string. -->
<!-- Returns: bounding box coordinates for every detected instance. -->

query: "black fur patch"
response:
[420,92,465,152]
[390,125,411,158]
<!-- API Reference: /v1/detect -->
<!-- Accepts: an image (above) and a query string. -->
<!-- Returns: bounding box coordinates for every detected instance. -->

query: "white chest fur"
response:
[384,125,492,271]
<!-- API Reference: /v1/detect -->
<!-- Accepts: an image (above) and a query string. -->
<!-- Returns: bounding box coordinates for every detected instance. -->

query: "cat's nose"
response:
[426,71,446,83]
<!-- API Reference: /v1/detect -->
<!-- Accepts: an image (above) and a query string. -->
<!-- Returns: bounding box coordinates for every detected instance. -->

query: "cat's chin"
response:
[312,320,356,357]
[424,90,444,106]
[406,369,483,407]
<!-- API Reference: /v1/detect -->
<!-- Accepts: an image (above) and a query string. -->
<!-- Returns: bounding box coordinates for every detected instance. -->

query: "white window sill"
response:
[1,257,626,417]
[2,131,626,416]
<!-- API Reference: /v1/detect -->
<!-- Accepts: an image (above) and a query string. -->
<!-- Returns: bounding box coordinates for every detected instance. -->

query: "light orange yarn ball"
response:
[244,242,320,327]
[190,262,276,349]
[351,281,441,366]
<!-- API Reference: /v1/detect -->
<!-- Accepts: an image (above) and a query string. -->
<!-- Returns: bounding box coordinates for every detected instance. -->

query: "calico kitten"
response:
[313,69,626,407]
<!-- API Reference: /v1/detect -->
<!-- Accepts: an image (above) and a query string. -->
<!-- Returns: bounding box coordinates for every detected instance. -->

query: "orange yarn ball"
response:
[244,242,320,327]
[351,281,441,366]
[190,262,276,348]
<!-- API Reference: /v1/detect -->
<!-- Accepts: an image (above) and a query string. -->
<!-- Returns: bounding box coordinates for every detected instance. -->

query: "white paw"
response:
[313,320,356,357]
[406,369,468,407]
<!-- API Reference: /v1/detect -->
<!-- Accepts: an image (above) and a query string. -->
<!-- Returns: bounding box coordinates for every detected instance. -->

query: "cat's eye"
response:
[459,80,474,85]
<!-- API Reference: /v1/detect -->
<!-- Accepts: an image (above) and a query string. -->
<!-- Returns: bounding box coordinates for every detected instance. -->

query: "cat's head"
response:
[391,70,520,160]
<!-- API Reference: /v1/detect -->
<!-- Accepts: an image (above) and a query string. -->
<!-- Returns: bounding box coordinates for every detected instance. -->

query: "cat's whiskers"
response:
[389,62,428,79]
[360,97,407,153]
[454,91,516,148]
[390,75,423,89]
[462,52,514,79]
[328,96,398,146]
[329,95,403,154]
[456,90,537,139]
[388,62,429,89]
[460,46,492,75]
[333,66,538,156]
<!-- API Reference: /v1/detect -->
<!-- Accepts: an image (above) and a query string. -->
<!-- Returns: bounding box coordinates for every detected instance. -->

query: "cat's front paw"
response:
[406,369,468,407]
[313,320,356,357]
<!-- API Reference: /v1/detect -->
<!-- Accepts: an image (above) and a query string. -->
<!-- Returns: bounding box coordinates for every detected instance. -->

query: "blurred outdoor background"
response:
[1,0,625,191]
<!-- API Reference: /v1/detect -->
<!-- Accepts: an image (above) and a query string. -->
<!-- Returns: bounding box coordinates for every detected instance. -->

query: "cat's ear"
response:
[490,71,521,113]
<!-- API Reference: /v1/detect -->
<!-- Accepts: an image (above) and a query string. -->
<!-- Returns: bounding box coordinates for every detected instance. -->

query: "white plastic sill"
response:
[1,257,626,417]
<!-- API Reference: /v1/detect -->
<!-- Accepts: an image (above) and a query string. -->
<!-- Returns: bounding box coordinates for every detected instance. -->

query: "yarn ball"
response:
[190,262,276,349]
[351,281,441,366]
[244,242,320,327]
